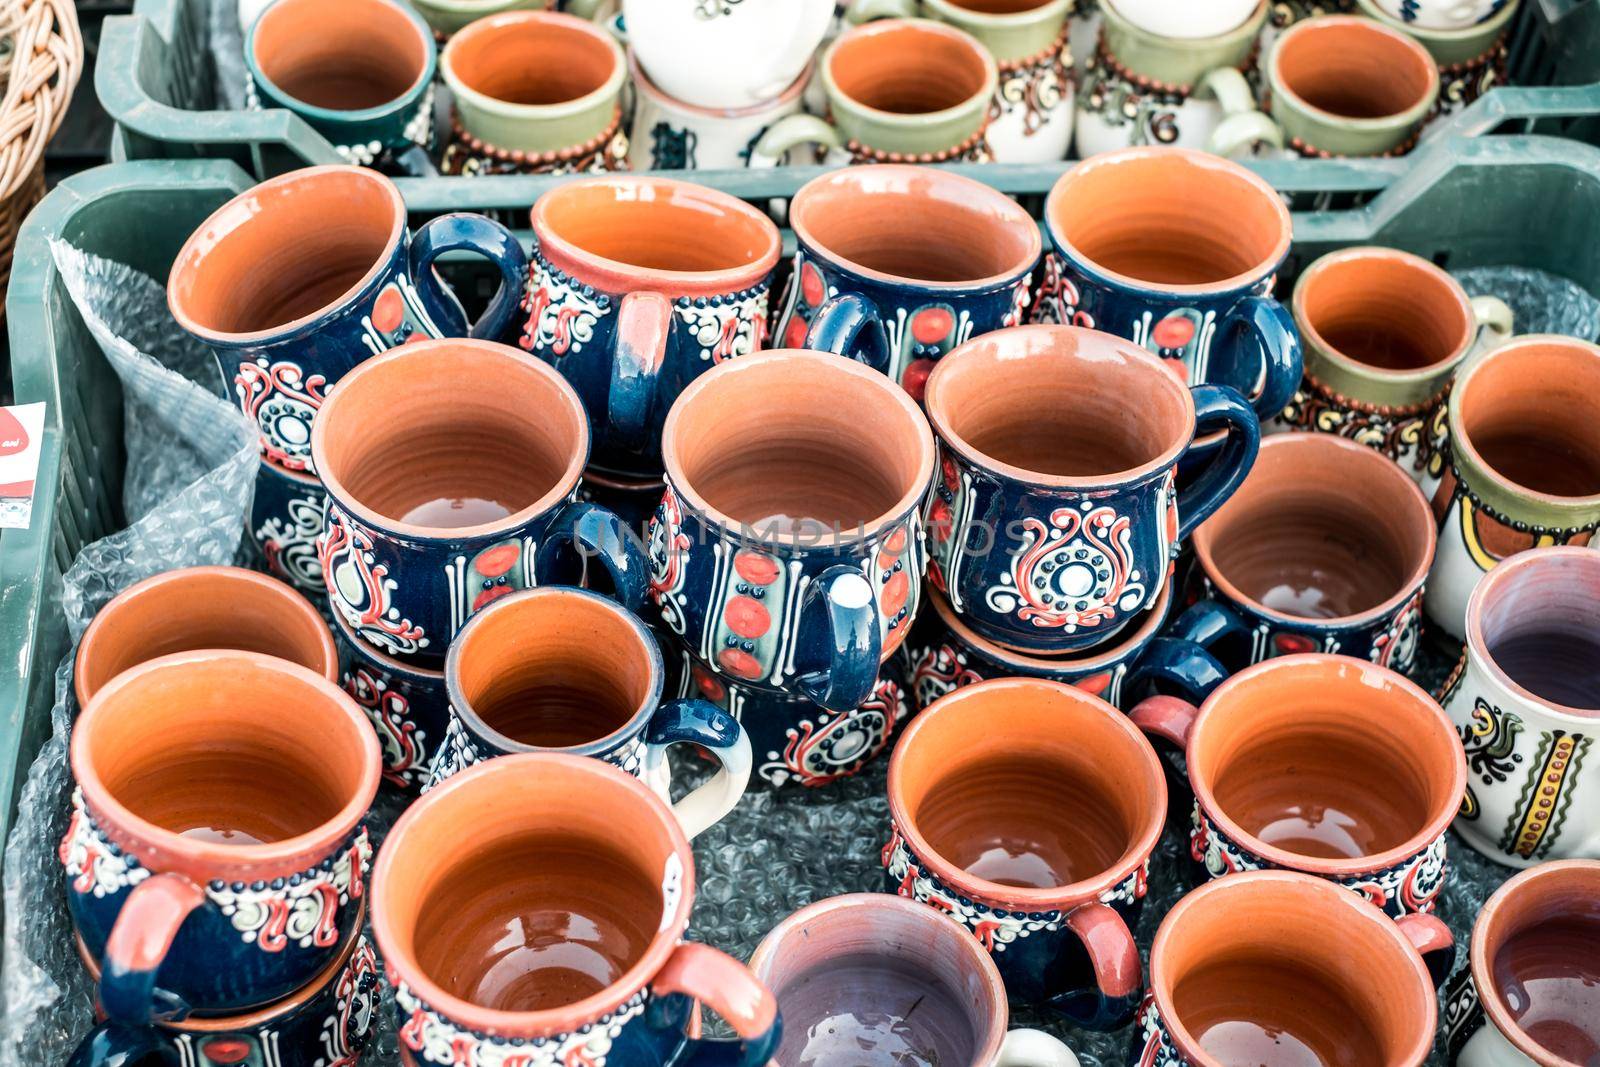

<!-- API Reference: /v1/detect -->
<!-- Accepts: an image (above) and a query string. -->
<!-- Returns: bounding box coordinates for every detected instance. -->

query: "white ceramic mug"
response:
[1374,0,1508,29]
[626,54,828,169]
[624,0,836,110]
[1103,0,1260,39]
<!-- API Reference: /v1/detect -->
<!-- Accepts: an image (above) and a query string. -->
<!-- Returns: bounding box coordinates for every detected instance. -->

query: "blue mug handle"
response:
[1125,636,1231,709]
[1231,294,1303,423]
[804,294,893,376]
[96,874,206,1027]
[643,698,753,839]
[1047,902,1143,1031]
[67,1023,178,1067]
[648,943,783,1067]
[534,501,653,615]
[795,565,883,712]
[409,212,530,340]
[1176,384,1260,540]
[608,291,675,453]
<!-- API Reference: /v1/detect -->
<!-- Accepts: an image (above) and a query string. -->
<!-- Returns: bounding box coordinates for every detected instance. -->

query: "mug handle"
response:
[1223,294,1303,425]
[795,565,883,712]
[409,213,530,341]
[998,1029,1081,1067]
[67,1023,179,1067]
[1049,902,1143,1031]
[609,291,675,453]
[1197,68,1284,158]
[643,698,753,838]
[1470,295,1515,347]
[803,294,892,374]
[649,943,783,1067]
[1125,635,1230,709]
[1128,693,1200,754]
[534,500,653,615]
[751,114,843,168]
[96,874,207,1025]
[1175,384,1260,540]
[1397,912,1457,988]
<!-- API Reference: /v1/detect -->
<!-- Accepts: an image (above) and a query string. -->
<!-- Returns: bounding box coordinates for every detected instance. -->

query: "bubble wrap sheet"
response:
[1455,265,1600,341]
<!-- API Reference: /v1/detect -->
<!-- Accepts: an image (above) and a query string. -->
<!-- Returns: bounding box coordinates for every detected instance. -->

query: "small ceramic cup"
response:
[1267,16,1440,158]
[750,894,1081,1067]
[310,338,651,669]
[1374,0,1507,29]
[427,587,752,838]
[1033,147,1302,428]
[168,166,527,474]
[518,175,782,479]
[1134,870,1448,1067]
[1444,860,1600,1066]
[61,651,380,1020]
[332,606,451,793]
[1130,653,1466,922]
[372,754,782,1066]
[1442,547,1600,866]
[649,349,936,711]
[1109,0,1260,38]
[440,11,630,176]
[624,0,835,111]
[245,0,437,169]
[885,677,1165,1029]
[1278,246,1514,498]
[772,165,1041,398]
[73,565,337,709]
[1425,336,1600,640]
[922,325,1259,655]
[249,459,329,600]
[628,55,824,170]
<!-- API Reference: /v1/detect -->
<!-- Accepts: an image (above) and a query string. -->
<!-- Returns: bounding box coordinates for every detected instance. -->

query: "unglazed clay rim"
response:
[821,17,1000,125]
[247,0,437,122]
[928,580,1173,673]
[582,465,665,494]
[922,324,1197,489]
[1465,545,1600,719]
[630,50,813,118]
[308,338,590,542]
[442,10,626,121]
[69,649,381,881]
[660,348,937,546]
[370,753,697,1038]
[1191,433,1437,627]
[923,0,1074,29]
[1292,246,1477,383]
[74,564,339,708]
[332,602,444,684]
[1044,147,1292,297]
[1150,869,1436,1067]
[443,587,665,758]
[1469,859,1600,1067]
[168,166,407,345]
[887,677,1167,910]
[1268,16,1440,131]
[788,164,1042,292]
[1186,654,1466,876]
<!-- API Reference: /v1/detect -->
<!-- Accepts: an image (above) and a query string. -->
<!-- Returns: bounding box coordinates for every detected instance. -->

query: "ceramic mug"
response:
[1130,653,1466,922]
[332,605,452,793]
[628,56,826,170]
[310,338,651,669]
[771,164,1041,398]
[518,174,782,479]
[1355,0,1521,132]
[624,0,835,111]
[1441,547,1600,866]
[885,677,1165,1029]
[1278,246,1514,499]
[1444,860,1600,1066]
[1033,147,1302,428]
[245,0,437,169]
[427,587,752,837]
[62,651,380,1020]
[74,565,337,708]
[249,459,329,600]
[1109,0,1260,38]
[648,349,936,711]
[1374,0,1507,29]
[168,166,527,475]
[1134,870,1448,1067]
[371,754,782,1066]
[922,324,1259,654]
[1425,336,1600,641]
[407,0,547,37]
[580,467,666,539]
[750,894,1081,1067]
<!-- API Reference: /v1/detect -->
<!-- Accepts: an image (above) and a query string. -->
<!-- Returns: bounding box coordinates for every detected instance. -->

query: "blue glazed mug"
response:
[249,459,329,601]
[332,605,452,794]
[771,164,1042,401]
[648,349,937,712]
[922,324,1260,655]
[311,338,651,669]
[1032,146,1301,428]
[169,165,527,475]
[425,587,752,838]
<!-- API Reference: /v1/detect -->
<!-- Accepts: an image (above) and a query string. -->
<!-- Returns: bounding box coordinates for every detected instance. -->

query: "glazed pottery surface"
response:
[408,0,547,36]
[63,652,380,1020]
[627,56,818,171]
[1104,0,1258,38]
[1356,0,1521,67]
[624,0,834,111]
[885,678,1165,1029]
[922,325,1259,654]
[1033,147,1302,428]
[311,338,651,669]
[773,165,1040,398]
[332,606,451,793]
[517,175,781,478]
[371,755,781,1066]
[1441,548,1600,866]
[167,166,527,475]
[579,467,666,540]
[1374,0,1508,30]
[249,459,330,600]
[648,350,936,712]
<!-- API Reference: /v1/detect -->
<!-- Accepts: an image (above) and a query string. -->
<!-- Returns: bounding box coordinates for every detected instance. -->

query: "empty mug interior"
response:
[253,0,430,111]
[446,12,618,107]
[312,340,587,536]
[1470,548,1600,715]
[168,167,404,339]
[448,589,658,751]
[1296,250,1474,373]
[1193,434,1434,621]
[1274,19,1437,121]
[789,166,1040,286]
[828,20,992,115]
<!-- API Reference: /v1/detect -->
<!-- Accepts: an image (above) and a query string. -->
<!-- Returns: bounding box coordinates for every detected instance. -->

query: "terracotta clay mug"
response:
[922,324,1259,654]
[428,587,752,838]
[311,338,650,669]
[885,677,1166,1029]
[1135,870,1447,1067]
[74,565,337,708]
[61,651,380,1023]
[371,754,782,1066]
[168,166,526,475]
[750,894,1081,1067]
